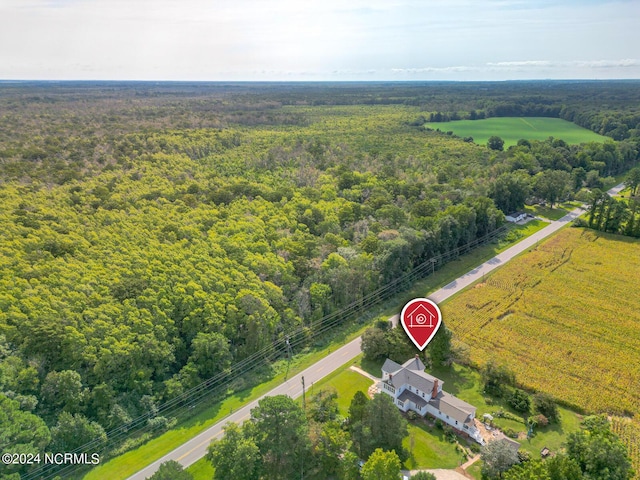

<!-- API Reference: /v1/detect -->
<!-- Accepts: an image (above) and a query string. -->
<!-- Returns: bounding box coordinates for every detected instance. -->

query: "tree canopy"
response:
[0,82,638,465]
[360,448,402,480]
[488,136,505,151]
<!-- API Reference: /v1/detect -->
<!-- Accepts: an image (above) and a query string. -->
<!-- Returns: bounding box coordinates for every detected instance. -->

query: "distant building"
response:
[380,356,484,444]
[505,212,527,223]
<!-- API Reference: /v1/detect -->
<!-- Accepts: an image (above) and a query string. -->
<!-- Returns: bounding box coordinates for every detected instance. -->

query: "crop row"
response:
[612,416,640,480]
[442,228,640,416]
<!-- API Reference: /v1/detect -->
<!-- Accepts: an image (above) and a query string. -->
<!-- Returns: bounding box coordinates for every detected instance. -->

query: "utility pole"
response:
[300,376,306,478]
[284,336,292,380]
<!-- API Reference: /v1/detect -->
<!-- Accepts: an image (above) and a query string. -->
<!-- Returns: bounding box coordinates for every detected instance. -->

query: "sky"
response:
[1,0,639,81]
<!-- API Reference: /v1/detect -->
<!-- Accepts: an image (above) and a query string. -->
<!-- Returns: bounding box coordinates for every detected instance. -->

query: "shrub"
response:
[148,416,170,432]
[534,414,549,427]
[482,360,515,398]
[504,428,519,439]
[508,388,531,414]
[572,217,589,228]
[533,393,560,423]
[443,425,457,443]
[411,472,437,480]
[517,450,532,463]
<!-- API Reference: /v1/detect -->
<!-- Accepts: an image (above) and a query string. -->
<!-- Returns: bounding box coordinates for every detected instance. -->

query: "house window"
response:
[464,425,469,430]
[422,393,425,398]
[446,415,449,419]
[455,420,458,425]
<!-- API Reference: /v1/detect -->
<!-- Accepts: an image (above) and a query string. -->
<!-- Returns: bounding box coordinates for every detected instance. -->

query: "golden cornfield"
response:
[443,227,640,416]
[612,416,640,480]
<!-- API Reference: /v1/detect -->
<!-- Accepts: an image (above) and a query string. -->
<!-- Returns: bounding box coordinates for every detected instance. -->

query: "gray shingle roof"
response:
[388,367,440,396]
[381,358,403,375]
[402,356,426,372]
[397,389,428,409]
[429,391,476,426]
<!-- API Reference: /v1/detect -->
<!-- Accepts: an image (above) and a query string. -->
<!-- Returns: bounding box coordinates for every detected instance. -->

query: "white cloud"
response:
[0,0,639,79]
[391,66,481,74]
[486,61,555,67]
[486,59,640,69]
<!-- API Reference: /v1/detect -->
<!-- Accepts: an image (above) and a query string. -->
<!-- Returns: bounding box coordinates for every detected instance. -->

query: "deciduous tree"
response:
[0,395,51,477]
[566,415,633,480]
[533,393,559,423]
[488,136,505,151]
[148,460,193,480]
[207,422,261,480]
[533,170,571,208]
[50,412,106,452]
[481,439,520,479]
[411,472,437,480]
[361,448,401,480]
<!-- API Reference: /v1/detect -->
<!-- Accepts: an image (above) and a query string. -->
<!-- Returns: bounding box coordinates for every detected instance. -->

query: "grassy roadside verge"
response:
[82,222,551,480]
[524,201,582,221]
[186,352,585,479]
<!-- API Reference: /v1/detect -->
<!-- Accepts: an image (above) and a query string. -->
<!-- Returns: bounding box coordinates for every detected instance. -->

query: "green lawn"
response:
[82,222,553,480]
[404,421,464,470]
[425,117,607,147]
[186,457,214,480]
[430,363,583,458]
[189,358,582,480]
[305,361,374,415]
[498,219,549,247]
[519,407,583,458]
[466,460,483,479]
[525,200,585,221]
[308,357,462,470]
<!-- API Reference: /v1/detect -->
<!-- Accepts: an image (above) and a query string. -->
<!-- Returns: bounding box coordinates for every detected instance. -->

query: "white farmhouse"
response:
[505,212,527,223]
[380,356,484,444]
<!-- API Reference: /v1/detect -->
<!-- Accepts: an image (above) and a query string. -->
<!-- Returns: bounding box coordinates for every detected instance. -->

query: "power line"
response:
[23,224,507,480]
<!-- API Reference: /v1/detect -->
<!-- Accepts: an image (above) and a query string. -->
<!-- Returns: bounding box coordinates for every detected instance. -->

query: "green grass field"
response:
[425,117,607,147]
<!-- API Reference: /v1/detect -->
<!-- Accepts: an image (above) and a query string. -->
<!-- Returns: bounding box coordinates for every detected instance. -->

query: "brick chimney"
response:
[432,379,438,399]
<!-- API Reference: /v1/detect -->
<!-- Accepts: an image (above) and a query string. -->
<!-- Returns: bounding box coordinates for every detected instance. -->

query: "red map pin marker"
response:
[400,298,442,351]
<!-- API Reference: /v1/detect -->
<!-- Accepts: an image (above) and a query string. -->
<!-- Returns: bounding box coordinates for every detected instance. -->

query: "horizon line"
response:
[2,78,640,84]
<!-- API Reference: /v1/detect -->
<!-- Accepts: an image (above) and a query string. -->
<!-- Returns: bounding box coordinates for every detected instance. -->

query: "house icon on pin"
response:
[406,303,436,328]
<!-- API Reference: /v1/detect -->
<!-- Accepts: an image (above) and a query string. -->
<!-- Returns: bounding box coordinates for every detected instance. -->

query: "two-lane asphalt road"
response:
[129,187,621,479]
[130,338,363,479]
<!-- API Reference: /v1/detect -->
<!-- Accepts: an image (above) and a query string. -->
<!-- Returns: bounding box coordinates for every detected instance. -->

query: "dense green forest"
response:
[1,82,639,478]
[575,167,640,237]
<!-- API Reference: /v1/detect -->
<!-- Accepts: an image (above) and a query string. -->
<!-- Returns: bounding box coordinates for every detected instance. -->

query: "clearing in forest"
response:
[426,117,608,146]
[441,227,640,417]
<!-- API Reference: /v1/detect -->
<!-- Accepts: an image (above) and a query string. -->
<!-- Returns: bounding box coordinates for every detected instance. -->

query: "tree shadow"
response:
[430,365,477,397]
